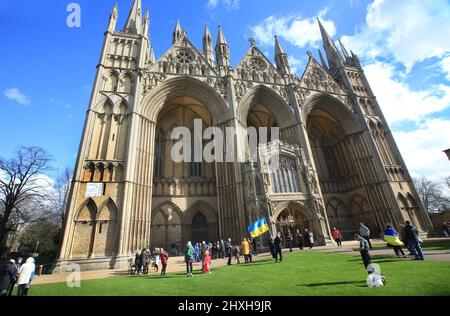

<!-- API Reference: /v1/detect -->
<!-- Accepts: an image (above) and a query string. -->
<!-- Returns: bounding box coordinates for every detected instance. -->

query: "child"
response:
[234,245,241,264]
[153,248,160,272]
[203,250,212,273]
[160,248,169,276]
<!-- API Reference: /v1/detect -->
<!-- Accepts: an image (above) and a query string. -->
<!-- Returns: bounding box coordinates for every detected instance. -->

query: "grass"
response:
[372,240,450,251]
[29,251,450,296]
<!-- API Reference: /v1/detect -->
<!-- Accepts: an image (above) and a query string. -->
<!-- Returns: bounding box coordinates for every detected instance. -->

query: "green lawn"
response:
[372,240,450,251]
[29,251,450,296]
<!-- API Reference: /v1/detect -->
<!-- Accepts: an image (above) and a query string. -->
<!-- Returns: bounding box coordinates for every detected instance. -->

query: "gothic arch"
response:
[237,85,296,128]
[94,198,118,256]
[303,93,361,134]
[140,76,229,124]
[71,199,97,258]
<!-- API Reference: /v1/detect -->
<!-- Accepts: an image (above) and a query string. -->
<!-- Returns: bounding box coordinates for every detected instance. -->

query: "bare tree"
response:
[49,167,73,226]
[0,146,52,257]
[414,176,450,213]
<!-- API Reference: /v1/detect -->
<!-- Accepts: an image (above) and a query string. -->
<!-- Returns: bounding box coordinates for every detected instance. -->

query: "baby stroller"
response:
[128,258,137,275]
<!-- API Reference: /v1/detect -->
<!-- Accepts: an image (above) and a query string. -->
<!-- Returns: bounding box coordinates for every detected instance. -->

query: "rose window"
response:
[249,58,266,71]
[176,50,195,64]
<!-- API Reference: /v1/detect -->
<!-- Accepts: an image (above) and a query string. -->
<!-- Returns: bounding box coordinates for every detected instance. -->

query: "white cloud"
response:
[207,0,240,10]
[341,0,450,71]
[363,62,450,125]
[3,88,30,105]
[441,56,450,81]
[250,9,335,48]
[393,118,450,178]
[288,55,305,76]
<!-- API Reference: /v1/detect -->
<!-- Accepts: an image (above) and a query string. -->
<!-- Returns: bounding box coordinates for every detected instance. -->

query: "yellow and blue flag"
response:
[248,217,270,238]
[384,228,404,246]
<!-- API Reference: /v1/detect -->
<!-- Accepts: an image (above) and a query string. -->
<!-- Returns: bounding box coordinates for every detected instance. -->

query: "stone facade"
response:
[55,0,433,271]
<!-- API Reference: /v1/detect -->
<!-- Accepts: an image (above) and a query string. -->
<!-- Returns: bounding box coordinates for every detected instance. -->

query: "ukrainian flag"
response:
[384,228,404,246]
[248,217,270,238]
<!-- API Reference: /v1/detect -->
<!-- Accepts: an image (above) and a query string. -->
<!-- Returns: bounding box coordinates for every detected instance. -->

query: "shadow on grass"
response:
[298,280,366,287]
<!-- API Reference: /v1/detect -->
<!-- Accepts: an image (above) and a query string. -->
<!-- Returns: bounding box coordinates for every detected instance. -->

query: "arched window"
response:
[154,129,165,178]
[271,156,300,193]
[189,132,202,177]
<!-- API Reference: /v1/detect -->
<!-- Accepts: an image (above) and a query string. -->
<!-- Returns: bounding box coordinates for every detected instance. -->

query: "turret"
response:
[143,8,149,38]
[203,25,214,65]
[123,0,142,34]
[107,3,118,32]
[215,25,230,67]
[173,19,183,44]
[274,36,290,75]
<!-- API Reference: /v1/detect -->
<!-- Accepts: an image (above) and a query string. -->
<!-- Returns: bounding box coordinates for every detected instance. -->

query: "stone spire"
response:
[339,40,350,60]
[274,36,290,75]
[203,25,214,65]
[142,8,150,38]
[150,47,155,64]
[215,25,230,67]
[107,3,119,32]
[173,19,183,44]
[123,0,142,34]
[318,49,328,70]
[317,18,342,69]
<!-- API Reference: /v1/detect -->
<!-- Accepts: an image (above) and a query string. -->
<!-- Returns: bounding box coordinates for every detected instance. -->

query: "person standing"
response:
[399,224,414,255]
[268,238,276,261]
[252,238,258,256]
[404,221,424,260]
[234,244,241,264]
[285,230,293,252]
[134,252,142,275]
[0,260,17,296]
[331,227,344,248]
[160,248,169,276]
[185,241,194,277]
[295,229,304,250]
[203,250,212,273]
[194,243,200,263]
[354,234,371,273]
[241,238,251,263]
[153,248,161,272]
[220,239,226,259]
[176,240,181,257]
[384,225,406,258]
[17,257,35,296]
[6,259,17,296]
[303,229,312,249]
[274,232,283,263]
[359,223,373,250]
[140,249,149,274]
[225,238,233,265]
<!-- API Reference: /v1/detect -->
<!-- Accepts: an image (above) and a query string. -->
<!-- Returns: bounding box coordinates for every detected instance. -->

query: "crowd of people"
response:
[0,257,36,296]
[132,248,169,276]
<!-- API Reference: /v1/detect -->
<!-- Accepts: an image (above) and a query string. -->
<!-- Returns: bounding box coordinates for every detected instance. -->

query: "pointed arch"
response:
[140,76,229,124]
[237,85,296,128]
[303,92,361,134]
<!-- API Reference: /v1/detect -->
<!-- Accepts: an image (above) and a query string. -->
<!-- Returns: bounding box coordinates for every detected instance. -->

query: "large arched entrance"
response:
[305,94,373,235]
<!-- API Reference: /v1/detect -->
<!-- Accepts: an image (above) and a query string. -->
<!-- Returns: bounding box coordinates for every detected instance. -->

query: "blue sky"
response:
[0,0,450,183]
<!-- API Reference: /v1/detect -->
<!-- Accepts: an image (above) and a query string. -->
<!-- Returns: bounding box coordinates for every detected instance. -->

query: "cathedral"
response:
[56,0,433,271]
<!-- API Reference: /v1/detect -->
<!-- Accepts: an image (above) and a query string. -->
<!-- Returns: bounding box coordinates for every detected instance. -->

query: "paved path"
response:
[32,238,450,285]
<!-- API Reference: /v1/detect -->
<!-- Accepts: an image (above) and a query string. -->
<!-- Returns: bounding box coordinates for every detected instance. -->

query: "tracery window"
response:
[176,49,195,64]
[248,58,266,71]
[270,155,300,193]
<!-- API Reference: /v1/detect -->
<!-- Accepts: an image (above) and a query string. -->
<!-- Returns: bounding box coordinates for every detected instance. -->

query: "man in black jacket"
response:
[274,232,283,263]
[225,238,233,265]
[0,260,17,296]
[404,221,424,260]
[285,230,293,252]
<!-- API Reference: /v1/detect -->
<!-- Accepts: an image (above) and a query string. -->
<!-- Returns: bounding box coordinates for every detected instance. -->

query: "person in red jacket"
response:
[331,227,344,248]
[202,250,212,273]
[160,248,169,277]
